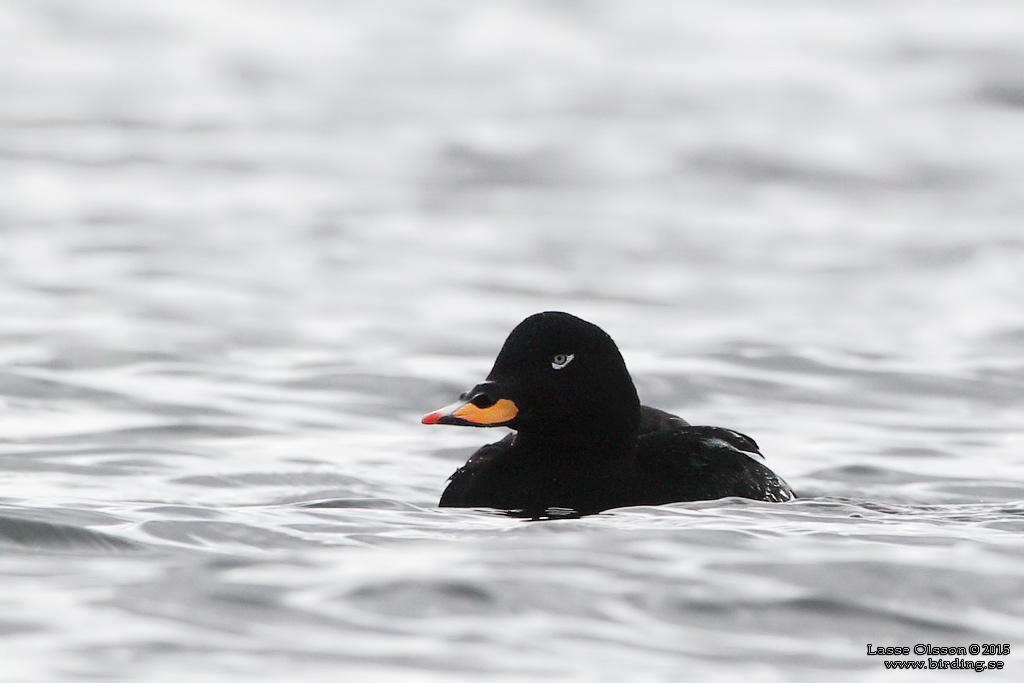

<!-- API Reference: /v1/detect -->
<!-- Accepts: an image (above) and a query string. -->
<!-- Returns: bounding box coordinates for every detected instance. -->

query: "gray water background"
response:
[2,1,1024,680]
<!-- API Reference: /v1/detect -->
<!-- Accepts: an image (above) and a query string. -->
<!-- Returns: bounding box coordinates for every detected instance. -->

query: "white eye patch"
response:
[551,353,575,370]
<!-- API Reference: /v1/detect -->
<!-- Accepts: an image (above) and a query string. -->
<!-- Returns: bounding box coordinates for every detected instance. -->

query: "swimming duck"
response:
[423,312,793,516]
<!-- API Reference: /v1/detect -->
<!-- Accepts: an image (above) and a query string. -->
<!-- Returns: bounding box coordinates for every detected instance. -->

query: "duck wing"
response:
[638,405,689,434]
[636,425,794,503]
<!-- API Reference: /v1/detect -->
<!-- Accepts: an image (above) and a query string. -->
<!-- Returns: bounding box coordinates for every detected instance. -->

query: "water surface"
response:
[2,1,1024,681]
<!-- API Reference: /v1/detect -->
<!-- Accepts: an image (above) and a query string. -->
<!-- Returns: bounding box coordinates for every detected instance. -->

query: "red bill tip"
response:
[421,411,442,425]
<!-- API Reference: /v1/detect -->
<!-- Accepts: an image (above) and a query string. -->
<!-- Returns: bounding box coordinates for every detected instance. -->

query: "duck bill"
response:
[421,397,519,427]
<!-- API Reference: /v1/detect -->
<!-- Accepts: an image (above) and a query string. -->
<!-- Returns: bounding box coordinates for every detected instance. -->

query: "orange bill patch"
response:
[452,398,519,425]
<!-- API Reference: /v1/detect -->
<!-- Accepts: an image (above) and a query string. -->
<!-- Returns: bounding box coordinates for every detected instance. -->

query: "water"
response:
[2,0,1024,680]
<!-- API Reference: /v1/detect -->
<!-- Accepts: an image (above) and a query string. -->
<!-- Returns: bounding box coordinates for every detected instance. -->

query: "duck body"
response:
[424,312,794,517]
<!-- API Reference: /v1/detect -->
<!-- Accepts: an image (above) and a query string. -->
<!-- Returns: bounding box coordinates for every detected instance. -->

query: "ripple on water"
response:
[0,510,140,553]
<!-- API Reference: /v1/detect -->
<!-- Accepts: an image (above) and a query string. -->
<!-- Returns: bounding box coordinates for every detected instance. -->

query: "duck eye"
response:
[551,353,574,370]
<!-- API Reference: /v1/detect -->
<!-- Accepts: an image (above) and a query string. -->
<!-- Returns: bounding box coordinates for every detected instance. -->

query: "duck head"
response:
[422,312,641,440]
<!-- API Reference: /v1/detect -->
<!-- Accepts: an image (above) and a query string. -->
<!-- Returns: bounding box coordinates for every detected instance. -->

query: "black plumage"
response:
[424,312,793,517]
